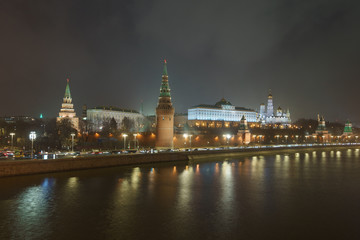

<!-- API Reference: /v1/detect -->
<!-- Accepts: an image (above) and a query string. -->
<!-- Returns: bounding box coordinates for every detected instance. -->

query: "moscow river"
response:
[1,148,360,240]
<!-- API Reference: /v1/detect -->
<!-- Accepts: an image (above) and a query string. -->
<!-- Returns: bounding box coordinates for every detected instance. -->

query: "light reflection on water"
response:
[1,148,360,239]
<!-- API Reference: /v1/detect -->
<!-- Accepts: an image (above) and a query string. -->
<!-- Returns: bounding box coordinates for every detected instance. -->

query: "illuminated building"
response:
[86,106,144,132]
[258,90,291,126]
[57,77,79,130]
[188,98,257,128]
[155,60,175,148]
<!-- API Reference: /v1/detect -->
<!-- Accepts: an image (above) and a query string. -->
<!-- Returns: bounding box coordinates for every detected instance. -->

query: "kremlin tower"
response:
[57,77,79,130]
[237,115,251,144]
[313,114,331,142]
[155,60,175,148]
[266,89,274,117]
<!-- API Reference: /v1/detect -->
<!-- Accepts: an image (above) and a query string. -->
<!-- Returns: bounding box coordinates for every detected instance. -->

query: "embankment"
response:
[0,144,358,177]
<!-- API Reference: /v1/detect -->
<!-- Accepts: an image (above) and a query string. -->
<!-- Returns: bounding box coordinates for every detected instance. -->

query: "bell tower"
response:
[155,60,175,148]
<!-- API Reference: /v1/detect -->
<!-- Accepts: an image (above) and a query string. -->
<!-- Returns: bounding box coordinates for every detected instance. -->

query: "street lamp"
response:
[122,134,128,150]
[183,134,193,150]
[133,133,138,149]
[285,135,288,143]
[223,134,231,148]
[10,133,15,150]
[29,131,36,159]
[71,133,75,152]
[295,135,299,143]
[275,135,280,144]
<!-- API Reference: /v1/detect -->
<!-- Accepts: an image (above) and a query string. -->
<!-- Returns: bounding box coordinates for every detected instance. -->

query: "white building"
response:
[258,90,291,125]
[188,98,257,128]
[86,106,144,132]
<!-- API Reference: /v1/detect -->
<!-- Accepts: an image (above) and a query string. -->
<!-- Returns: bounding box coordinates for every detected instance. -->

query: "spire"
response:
[64,77,72,99]
[268,89,272,98]
[162,59,168,76]
[159,60,171,97]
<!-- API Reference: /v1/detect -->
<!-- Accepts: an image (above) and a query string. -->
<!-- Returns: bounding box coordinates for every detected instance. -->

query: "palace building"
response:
[57,78,79,130]
[188,98,257,128]
[85,106,144,132]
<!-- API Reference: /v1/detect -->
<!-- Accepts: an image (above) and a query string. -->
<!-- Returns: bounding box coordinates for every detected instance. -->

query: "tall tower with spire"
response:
[57,77,79,130]
[155,60,175,148]
[266,89,274,117]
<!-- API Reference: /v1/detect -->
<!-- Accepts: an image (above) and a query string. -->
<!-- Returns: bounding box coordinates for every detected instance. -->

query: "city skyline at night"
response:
[1,0,360,123]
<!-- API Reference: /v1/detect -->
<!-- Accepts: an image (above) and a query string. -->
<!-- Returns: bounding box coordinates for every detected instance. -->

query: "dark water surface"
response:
[1,148,360,240]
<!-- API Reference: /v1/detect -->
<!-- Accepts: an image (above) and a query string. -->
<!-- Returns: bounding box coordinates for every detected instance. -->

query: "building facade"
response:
[57,78,79,130]
[188,98,257,128]
[258,90,291,126]
[155,60,175,148]
[86,106,144,132]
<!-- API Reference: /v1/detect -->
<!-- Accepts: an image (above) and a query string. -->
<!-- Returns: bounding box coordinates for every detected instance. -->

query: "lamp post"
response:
[71,133,75,152]
[223,134,231,148]
[276,135,280,144]
[10,133,15,150]
[122,134,128,150]
[295,135,299,143]
[29,131,36,159]
[183,134,192,150]
[285,135,288,143]
[133,133,138,149]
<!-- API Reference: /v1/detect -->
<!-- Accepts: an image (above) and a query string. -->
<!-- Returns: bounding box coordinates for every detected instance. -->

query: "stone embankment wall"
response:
[0,152,189,177]
[0,145,358,177]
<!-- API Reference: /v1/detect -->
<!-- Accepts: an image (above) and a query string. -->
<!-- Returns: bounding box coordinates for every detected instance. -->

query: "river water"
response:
[1,148,360,240]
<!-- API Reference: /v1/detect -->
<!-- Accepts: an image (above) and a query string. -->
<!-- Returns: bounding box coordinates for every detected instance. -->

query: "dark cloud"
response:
[1,0,360,124]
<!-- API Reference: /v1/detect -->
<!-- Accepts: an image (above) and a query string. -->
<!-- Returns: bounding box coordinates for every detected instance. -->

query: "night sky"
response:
[1,0,360,124]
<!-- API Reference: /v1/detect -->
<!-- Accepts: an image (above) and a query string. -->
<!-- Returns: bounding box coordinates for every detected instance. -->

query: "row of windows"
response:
[188,109,257,122]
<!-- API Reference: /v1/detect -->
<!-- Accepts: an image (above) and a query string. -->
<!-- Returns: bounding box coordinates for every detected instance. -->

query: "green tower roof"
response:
[64,78,71,99]
[344,120,353,133]
[163,59,168,76]
[159,60,171,97]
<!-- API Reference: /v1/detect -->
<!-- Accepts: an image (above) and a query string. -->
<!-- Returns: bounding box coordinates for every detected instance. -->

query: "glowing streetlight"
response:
[223,134,231,148]
[10,133,15,150]
[29,131,36,159]
[133,133,138,149]
[71,133,75,152]
[122,134,128,150]
[183,133,193,149]
[285,135,288,143]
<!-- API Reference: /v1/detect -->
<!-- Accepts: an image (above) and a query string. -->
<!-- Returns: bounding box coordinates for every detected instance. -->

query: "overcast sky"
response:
[1,0,360,124]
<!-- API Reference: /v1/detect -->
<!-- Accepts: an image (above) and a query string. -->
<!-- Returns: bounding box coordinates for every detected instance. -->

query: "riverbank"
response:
[0,144,359,177]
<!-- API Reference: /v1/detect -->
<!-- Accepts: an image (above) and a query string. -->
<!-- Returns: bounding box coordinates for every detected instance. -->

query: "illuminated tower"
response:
[155,60,175,148]
[237,115,251,144]
[259,103,265,117]
[57,77,79,130]
[343,120,353,136]
[266,89,274,117]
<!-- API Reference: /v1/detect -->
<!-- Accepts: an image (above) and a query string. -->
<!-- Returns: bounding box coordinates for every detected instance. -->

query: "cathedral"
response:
[57,77,79,131]
[258,90,291,126]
